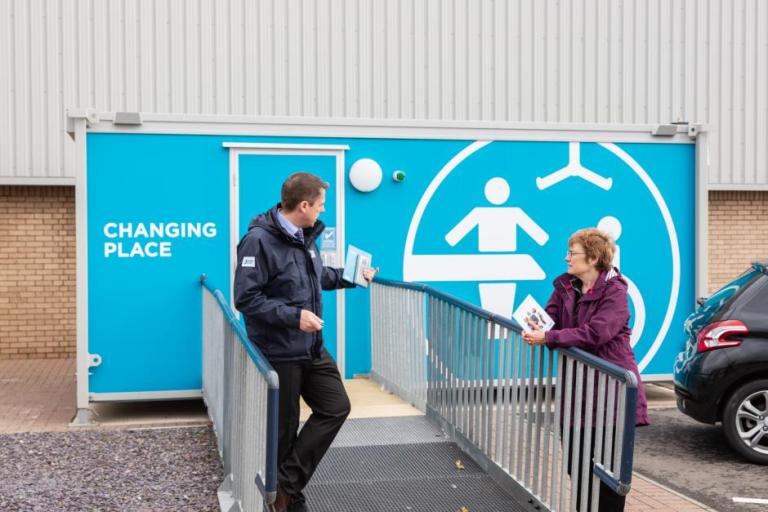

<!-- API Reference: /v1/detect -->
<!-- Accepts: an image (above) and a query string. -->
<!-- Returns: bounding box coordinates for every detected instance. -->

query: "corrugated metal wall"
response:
[0,0,766,187]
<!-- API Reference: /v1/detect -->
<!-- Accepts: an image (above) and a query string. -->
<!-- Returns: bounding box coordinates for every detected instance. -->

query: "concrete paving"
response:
[0,358,716,511]
[634,407,768,512]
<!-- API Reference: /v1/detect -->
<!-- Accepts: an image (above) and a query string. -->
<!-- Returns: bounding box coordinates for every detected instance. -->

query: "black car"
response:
[674,261,768,464]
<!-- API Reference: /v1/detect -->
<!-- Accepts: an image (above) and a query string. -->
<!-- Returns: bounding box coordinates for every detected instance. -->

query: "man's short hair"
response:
[281,172,329,211]
[568,228,616,273]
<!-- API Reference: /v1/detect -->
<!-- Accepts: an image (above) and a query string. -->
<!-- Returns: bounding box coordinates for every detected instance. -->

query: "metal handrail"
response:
[201,276,280,382]
[200,274,279,510]
[376,277,640,383]
[370,276,639,509]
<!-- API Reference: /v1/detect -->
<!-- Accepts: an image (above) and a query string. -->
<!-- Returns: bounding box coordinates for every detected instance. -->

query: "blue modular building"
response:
[68,112,704,417]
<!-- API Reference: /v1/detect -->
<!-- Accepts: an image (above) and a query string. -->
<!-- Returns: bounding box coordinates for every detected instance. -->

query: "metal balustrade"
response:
[370,278,638,512]
[201,275,279,512]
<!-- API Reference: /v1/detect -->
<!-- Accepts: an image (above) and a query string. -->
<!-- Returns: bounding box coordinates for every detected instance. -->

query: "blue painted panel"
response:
[87,134,230,393]
[86,133,694,393]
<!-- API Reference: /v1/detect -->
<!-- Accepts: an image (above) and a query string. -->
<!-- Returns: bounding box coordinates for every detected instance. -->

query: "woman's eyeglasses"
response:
[565,251,586,258]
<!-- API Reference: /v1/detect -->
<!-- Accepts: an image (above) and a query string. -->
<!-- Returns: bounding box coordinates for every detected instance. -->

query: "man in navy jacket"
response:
[234,172,376,512]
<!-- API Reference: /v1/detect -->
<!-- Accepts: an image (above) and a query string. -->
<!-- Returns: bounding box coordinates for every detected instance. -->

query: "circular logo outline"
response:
[403,140,681,373]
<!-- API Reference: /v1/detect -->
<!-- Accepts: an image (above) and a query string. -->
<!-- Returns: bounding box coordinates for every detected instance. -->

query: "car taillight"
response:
[696,320,749,352]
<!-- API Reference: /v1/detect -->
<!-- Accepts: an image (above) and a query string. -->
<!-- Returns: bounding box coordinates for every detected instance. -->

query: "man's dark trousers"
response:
[272,347,351,498]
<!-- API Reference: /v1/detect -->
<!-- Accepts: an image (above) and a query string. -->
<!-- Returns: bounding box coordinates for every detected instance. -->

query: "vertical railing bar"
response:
[604,379,616,476]
[580,367,596,512]
[450,304,458,427]
[500,328,512,472]
[591,372,608,512]
[559,357,574,512]
[516,335,529,481]
[432,295,439,410]
[494,326,507,464]
[426,295,433,407]
[419,291,432,404]
[613,382,627,473]
[473,314,482,445]
[415,289,420,405]
[403,288,408,400]
[432,296,439,414]
[416,289,421,404]
[375,285,380,373]
[452,307,459,430]
[441,299,449,419]
[406,288,411,401]
[540,347,554,505]
[487,321,496,457]
[413,289,419,405]
[570,361,585,510]
[404,289,411,402]
[434,297,441,415]
[482,319,492,454]
[482,318,491,452]
[532,344,545,496]
[477,317,486,450]
[380,285,386,382]
[456,307,462,429]
[524,342,537,486]
[403,288,409,400]
[443,302,450,421]
[440,299,447,418]
[415,289,420,404]
[383,285,389,383]
[463,310,472,438]
[369,285,375,374]
[396,288,402,397]
[465,313,475,439]
[388,285,394,385]
[464,312,472,441]
[467,313,476,444]
[456,310,467,435]
[509,330,521,479]
[445,302,452,422]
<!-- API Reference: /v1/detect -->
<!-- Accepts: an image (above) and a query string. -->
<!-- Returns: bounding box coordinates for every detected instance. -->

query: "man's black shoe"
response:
[287,499,309,512]
[287,492,309,512]
[269,485,291,512]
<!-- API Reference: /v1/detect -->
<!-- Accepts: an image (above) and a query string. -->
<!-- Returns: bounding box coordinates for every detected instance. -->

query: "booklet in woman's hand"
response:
[512,295,554,333]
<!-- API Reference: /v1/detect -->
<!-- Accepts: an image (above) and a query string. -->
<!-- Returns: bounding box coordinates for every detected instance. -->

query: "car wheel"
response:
[723,379,768,465]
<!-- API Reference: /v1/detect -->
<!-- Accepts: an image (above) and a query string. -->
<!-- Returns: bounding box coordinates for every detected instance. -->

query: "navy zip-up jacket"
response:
[234,204,353,362]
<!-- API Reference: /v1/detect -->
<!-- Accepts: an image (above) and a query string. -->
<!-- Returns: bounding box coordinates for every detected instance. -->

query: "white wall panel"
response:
[1,0,767,187]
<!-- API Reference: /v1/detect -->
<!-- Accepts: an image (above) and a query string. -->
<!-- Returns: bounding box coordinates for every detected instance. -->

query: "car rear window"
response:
[703,268,760,310]
[684,268,761,336]
[708,270,765,323]
[721,273,768,331]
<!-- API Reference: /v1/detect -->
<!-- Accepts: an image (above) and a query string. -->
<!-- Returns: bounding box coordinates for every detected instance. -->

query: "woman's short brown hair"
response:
[281,172,329,211]
[568,228,616,273]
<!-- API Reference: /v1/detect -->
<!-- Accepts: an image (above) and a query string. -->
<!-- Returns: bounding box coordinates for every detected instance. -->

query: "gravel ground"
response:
[0,426,223,512]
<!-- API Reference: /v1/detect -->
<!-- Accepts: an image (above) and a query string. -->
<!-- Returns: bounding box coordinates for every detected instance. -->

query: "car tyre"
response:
[722,379,768,465]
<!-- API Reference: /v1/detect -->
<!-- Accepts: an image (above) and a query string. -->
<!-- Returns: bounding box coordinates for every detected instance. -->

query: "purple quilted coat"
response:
[543,268,650,427]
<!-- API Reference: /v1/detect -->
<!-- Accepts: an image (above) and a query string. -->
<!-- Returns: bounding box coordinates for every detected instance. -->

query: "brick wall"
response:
[0,186,765,359]
[708,191,768,293]
[0,186,75,359]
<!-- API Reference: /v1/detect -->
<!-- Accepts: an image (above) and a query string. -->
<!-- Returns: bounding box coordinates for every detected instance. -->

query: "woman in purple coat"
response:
[523,228,649,511]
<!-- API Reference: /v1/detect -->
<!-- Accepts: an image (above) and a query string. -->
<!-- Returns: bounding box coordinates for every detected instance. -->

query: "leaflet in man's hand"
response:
[342,245,373,287]
[512,295,554,333]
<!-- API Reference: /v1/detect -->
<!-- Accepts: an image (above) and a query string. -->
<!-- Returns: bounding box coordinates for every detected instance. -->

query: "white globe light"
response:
[349,158,383,192]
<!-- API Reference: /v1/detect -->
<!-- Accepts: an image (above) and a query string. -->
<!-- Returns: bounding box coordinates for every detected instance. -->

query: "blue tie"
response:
[295,229,304,244]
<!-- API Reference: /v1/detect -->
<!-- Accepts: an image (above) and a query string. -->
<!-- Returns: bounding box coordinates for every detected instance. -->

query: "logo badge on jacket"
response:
[241,256,256,267]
